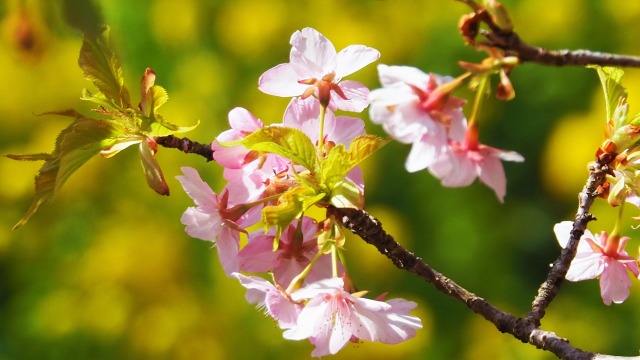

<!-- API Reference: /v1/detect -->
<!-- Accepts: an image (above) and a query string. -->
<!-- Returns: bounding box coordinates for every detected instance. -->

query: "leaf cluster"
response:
[7,27,197,229]
[227,126,388,238]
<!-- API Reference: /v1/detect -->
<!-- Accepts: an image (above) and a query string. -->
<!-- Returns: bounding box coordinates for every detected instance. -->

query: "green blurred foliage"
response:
[2,0,640,359]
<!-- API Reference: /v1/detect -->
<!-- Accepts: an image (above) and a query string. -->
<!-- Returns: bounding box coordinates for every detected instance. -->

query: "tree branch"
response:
[526,160,608,325]
[329,158,630,360]
[484,30,640,68]
[458,3,640,68]
[155,135,214,161]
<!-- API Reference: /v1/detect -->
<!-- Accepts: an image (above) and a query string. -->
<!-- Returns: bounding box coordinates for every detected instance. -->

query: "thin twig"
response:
[484,31,640,68]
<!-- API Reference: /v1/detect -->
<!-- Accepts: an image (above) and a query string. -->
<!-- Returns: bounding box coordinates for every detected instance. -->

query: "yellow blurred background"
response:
[3,0,640,359]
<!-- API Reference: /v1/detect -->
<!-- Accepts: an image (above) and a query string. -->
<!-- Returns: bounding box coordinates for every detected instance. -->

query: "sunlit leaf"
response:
[347,134,390,165]
[262,185,324,242]
[7,116,126,229]
[79,27,130,108]
[139,139,170,196]
[591,66,627,127]
[227,125,317,170]
[322,135,388,188]
[329,180,364,209]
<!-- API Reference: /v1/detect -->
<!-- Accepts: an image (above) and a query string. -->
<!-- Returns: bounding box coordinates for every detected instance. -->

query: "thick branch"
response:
[156,135,214,161]
[331,206,594,359]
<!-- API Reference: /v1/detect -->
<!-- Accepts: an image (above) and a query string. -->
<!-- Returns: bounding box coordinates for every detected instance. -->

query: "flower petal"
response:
[290,28,337,75]
[335,45,380,78]
[477,155,507,202]
[176,167,217,209]
[258,63,309,97]
[330,80,370,112]
[600,258,632,305]
[566,252,603,281]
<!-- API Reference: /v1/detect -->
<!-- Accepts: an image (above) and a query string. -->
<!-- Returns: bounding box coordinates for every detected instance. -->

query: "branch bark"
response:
[329,159,632,360]
[155,135,214,161]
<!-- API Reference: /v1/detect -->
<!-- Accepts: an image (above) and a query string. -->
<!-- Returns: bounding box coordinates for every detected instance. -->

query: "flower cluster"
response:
[178,28,422,356]
[368,64,524,202]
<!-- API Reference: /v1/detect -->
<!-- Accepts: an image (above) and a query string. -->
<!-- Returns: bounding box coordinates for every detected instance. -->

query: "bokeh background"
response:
[2,0,640,359]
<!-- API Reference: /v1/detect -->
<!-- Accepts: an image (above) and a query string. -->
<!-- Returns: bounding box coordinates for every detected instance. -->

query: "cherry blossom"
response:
[283,277,422,357]
[238,216,335,287]
[211,107,264,169]
[554,221,640,305]
[176,166,250,276]
[369,64,467,172]
[259,27,380,112]
[429,140,524,202]
[232,273,303,329]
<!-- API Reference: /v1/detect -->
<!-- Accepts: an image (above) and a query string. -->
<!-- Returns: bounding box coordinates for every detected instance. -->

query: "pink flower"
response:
[176,167,249,276]
[283,277,422,357]
[554,221,640,305]
[211,107,264,169]
[223,154,296,205]
[238,216,335,287]
[259,27,380,112]
[369,65,467,172]
[428,140,524,202]
[232,273,303,329]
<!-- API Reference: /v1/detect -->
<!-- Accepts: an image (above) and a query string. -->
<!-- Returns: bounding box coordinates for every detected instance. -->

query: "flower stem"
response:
[318,104,327,151]
[331,242,339,278]
[466,74,490,149]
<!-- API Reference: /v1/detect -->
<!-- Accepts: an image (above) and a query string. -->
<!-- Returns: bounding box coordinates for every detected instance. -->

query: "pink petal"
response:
[238,233,278,273]
[259,63,309,97]
[477,155,507,202]
[180,207,221,241]
[330,80,370,112]
[496,149,525,162]
[283,97,322,140]
[553,221,574,248]
[566,252,603,281]
[377,64,430,88]
[335,45,380,78]
[176,167,217,209]
[228,107,263,132]
[265,290,302,329]
[211,141,251,169]
[290,28,337,75]
[332,115,366,146]
[600,258,632,305]
[232,272,274,304]
[405,133,446,173]
[368,85,417,107]
[431,151,476,187]
[216,226,240,276]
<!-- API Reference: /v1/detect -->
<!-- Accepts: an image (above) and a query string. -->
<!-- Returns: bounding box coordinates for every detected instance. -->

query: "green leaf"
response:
[262,186,324,241]
[347,134,390,166]
[79,27,130,108]
[144,115,200,137]
[227,126,317,170]
[591,66,627,125]
[322,135,388,188]
[7,116,126,229]
[139,140,170,196]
